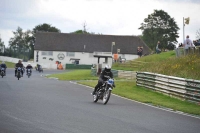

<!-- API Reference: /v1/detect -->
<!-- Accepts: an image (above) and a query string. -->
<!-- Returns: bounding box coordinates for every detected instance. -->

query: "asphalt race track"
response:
[0,69,200,133]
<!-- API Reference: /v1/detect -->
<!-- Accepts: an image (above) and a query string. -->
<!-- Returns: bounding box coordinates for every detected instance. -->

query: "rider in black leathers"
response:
[92,65,115,95]
[26,63,33,74]
[0,61,7,76]
[15,60,24,77]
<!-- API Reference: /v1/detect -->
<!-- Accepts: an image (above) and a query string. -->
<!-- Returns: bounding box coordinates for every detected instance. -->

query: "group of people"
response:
[156,35,198,54]
[0,60,33,77]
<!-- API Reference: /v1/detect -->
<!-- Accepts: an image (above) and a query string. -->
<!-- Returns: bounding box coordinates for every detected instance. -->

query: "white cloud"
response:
[0,0,200,47]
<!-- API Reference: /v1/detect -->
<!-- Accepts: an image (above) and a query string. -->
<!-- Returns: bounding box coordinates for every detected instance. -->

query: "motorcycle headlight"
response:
[108,79,113,84]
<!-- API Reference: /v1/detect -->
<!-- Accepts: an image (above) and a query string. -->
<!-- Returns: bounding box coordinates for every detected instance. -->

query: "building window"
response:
[66,52,75,57]
[42,51,53,56]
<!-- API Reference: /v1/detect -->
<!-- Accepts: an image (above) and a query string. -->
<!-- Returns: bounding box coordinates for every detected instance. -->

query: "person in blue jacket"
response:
[0,61,7,76]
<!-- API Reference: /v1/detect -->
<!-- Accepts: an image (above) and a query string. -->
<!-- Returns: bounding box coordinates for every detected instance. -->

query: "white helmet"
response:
[28,63,31,66]
[105,65,111,72]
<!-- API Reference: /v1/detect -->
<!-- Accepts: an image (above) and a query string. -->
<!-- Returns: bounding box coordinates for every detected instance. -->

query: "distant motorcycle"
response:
[38,65,43,73]
[16,67,22,80]
[0,68,5,78]
[36,65,43,73]
[93,77,114,105]
[27,69,31,78]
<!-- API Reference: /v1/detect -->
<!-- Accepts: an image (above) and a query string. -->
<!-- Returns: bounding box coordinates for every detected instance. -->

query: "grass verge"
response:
[0,61,15,68]
[79,80,200,115]
[47,70,200,115]
[46,70,98,80]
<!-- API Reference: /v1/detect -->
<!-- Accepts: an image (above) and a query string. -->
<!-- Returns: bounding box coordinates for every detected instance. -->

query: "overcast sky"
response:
[0,0,200,47]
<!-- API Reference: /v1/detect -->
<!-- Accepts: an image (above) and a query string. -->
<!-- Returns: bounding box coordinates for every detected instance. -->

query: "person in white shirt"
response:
[183,35,195,55]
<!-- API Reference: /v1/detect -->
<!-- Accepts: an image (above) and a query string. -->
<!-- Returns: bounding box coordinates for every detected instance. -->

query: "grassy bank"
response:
[113,51,200,80]
[47,70,98,80]
[0,61,15,68]
[79,80,200,115]
[47,70,200,115]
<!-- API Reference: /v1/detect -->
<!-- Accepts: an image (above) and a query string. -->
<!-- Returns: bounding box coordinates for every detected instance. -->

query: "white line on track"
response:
[70,81,200,120]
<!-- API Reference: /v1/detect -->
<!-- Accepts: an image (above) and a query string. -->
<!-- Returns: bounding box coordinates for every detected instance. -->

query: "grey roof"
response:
[35,32,151,55]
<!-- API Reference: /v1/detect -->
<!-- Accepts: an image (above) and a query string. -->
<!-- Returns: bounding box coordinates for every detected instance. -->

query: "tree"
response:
[0,38,4,47]
[30,23,61,58]
[0,37,5,55]
[70,30,90,34]
[9,27,32,60]
[139,10,180,50]
[33,23,61,34]
[196,29,200,40]
[70,22,97,34]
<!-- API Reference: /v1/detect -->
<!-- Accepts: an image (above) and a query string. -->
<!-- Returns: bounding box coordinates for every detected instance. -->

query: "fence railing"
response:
[136,72,200,105]
[91,68,118,78]
[175,46,200,57]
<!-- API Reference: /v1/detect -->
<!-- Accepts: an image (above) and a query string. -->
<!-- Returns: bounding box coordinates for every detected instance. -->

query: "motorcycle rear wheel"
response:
[103,90,111,105]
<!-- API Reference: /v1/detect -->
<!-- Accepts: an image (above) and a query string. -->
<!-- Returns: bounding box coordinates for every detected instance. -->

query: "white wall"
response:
[34,50,138,69]
[0,56,22,64]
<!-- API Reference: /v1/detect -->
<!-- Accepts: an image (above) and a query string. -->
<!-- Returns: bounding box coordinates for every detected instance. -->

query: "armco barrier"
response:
[91,68,118,78]
[66,64,92,69]
[136,72,200,105]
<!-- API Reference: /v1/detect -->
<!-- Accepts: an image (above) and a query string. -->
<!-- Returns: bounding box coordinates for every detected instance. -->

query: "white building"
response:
[34,32,151,69]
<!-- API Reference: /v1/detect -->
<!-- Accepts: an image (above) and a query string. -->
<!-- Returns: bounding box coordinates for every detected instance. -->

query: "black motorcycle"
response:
[16,67,22,80]
[27,69,31,78]
[35,65,43,72]
[0,68,5,78]
[93,78,114,105]
[38,65,43,73]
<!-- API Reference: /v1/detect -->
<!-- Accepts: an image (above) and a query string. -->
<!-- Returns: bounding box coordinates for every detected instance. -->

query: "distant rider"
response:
[0,61,7,76]
[92,65,115,95]
[15,60,24,77]
[26,63,33,74]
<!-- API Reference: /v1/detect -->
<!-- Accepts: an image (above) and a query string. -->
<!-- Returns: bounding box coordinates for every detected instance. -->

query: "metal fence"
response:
[136,72,200,105]
[91,68,118,78]
[175,46,200,57]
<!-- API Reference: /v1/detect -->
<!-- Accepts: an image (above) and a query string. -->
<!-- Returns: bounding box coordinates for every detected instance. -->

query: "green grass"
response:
[46,70,99,80]
[79,80,200,115]
[113,51,200,80]
[47,69,200,115]
[0,61,15,68]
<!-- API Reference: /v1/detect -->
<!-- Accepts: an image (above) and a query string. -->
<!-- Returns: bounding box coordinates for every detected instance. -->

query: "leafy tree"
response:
[0,38,4,47]
[70,30,90,34]
[70,22,97,34]
[30,23,61,58]
[139,10,180,50]
[196,29,200,40]
[9,27,32,59]
[0,37,5,55]
[33,23,61,34]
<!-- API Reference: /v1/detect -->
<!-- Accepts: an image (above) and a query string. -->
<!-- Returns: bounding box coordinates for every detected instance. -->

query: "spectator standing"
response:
[183,35,196,55]
[156,41,161,54]
[137,46,143,58]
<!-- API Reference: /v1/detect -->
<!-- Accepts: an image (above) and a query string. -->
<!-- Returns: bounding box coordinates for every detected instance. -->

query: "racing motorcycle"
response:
[27,69,31,78]
[93,77,114,105]
[38,65,43,73]
[16,67,22,80]
[0,68,5,78]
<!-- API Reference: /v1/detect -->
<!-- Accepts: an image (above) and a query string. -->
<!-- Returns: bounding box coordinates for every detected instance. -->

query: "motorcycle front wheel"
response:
[93,93,98,103]
[103,90,111,105]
